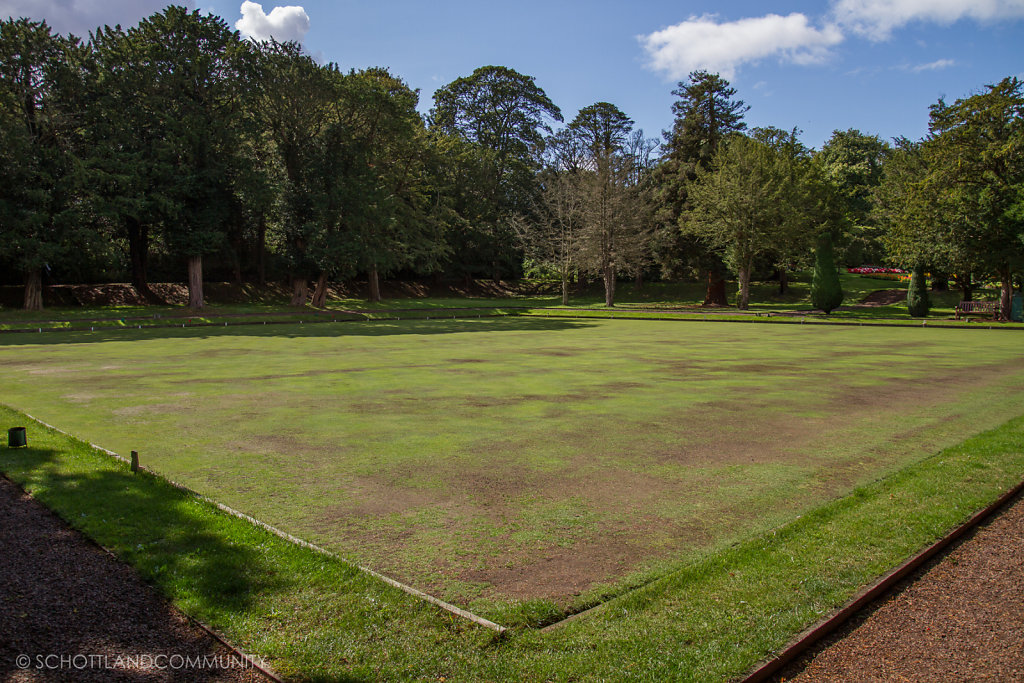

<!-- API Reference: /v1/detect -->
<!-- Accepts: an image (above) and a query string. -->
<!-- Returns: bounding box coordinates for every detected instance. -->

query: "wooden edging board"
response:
[739,476,1024,683]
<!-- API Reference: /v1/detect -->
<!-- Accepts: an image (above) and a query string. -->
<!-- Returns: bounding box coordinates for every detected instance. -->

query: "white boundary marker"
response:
[20,412,507,633]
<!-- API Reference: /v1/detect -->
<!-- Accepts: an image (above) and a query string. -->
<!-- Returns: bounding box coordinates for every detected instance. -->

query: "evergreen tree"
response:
[654,70,747,304]
[128,7,248,309]
[811,233,844,313]
[906,265,931,317]
[0,18,94,310]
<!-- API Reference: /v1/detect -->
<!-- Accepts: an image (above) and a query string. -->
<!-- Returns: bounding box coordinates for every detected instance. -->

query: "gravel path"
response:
[779,492,1024,682]
[0,476,269,682]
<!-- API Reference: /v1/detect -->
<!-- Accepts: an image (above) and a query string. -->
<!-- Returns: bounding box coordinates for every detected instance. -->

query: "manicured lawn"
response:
[4,402,1024,681]
[2,317,1024,629]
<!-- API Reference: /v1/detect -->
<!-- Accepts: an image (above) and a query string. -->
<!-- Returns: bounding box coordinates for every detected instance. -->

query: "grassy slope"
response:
[3,405,1023,681]
[2,318,1024,628]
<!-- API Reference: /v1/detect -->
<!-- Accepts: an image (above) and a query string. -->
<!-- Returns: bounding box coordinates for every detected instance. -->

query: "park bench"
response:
[955,300,1000,321]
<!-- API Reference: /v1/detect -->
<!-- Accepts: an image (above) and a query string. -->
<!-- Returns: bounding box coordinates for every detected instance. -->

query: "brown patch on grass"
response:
[459,531,657,601]
[532,349,575,357]
[322,479,443,519]
[301,359,1024,604]
[113,402,192,417]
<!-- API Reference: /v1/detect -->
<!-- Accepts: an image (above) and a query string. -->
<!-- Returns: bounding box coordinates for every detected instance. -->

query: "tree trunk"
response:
[230,250,243,285]
[561,276,569,306]
[290,275,308,307]
[368,263,382,303]
[186,255,204,310]
[930,272,949,291]
[126,217,161,304]
[256,215,267,285]
[999,271,1012,321]
[778,268,788,295]
[956,272,973,301]
[491,260,500,283]
[23,268,43,311]
[311,272,329,308]
[634,271,643,292]
[703,270,728,307]
[737,263,751,310]
[603,264,615,307]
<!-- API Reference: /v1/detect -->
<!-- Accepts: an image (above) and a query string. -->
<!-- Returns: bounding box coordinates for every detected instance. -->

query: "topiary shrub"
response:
[811,233,844,314]
[907,264,931,317]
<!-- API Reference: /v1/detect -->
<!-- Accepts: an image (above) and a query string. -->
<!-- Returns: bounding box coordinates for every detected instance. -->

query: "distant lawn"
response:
[0,272,1007,330]
[2,317,1024,629]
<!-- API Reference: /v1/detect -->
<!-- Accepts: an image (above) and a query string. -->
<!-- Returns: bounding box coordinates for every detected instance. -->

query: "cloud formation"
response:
[235,1,309,43]
[833,0,1024,40]
[911,58,955,72]
[640,13,843,80]
[0,0,190,37]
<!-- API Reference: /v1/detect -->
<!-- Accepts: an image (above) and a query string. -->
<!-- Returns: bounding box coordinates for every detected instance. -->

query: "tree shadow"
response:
[0,445,284,617]
[0,315,597,346]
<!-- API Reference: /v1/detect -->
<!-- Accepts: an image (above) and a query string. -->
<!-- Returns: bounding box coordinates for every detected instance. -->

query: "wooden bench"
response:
[955,300,1000,321]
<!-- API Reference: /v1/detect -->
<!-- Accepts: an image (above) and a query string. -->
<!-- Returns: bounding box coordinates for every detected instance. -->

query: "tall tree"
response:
[684,134,801,309]
[511,164,582,305]
[817,129,891,265]
[0,18,92,310]
[874,138,971,295]
[87,22,172,303]
[926,78,1024,317]
[569,103,654,307]
[754,126,816,293]
[251,39,338,305]
[122,7,247,309]
[321,68,445,304]
[429,65,562,280]
[654,70,748,305]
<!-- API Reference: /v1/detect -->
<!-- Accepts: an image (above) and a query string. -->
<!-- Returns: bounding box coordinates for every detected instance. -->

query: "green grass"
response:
[3,403,1024,681]
[2,317,1024,629]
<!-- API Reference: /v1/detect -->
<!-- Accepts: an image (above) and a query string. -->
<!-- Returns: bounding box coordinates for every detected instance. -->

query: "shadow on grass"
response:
[0,315,598,347]
[1,444,283,616]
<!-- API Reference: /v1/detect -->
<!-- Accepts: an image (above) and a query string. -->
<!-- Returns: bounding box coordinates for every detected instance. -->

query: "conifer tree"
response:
[906,265,931,317]
[811,233,844,313]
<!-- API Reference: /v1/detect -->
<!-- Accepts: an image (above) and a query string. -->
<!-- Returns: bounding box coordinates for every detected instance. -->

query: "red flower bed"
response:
[847,266,908,275]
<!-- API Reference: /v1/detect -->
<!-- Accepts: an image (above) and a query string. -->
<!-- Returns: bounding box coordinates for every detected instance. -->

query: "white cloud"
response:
[235,1,309,43]
[833,0,1024,40]
[910,58,956,72]
[0,0,190,37]
[640,13,844,80]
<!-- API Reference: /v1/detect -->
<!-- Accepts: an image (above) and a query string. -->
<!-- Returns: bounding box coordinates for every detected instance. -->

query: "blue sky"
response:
[4,1,1023,150]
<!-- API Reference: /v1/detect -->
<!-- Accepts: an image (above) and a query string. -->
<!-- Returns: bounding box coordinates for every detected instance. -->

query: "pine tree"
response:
[654,71,748,305]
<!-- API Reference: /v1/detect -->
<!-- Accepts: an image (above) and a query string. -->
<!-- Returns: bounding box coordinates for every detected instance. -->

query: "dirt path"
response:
[778,492,1024,682]
[0,476,269,682]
